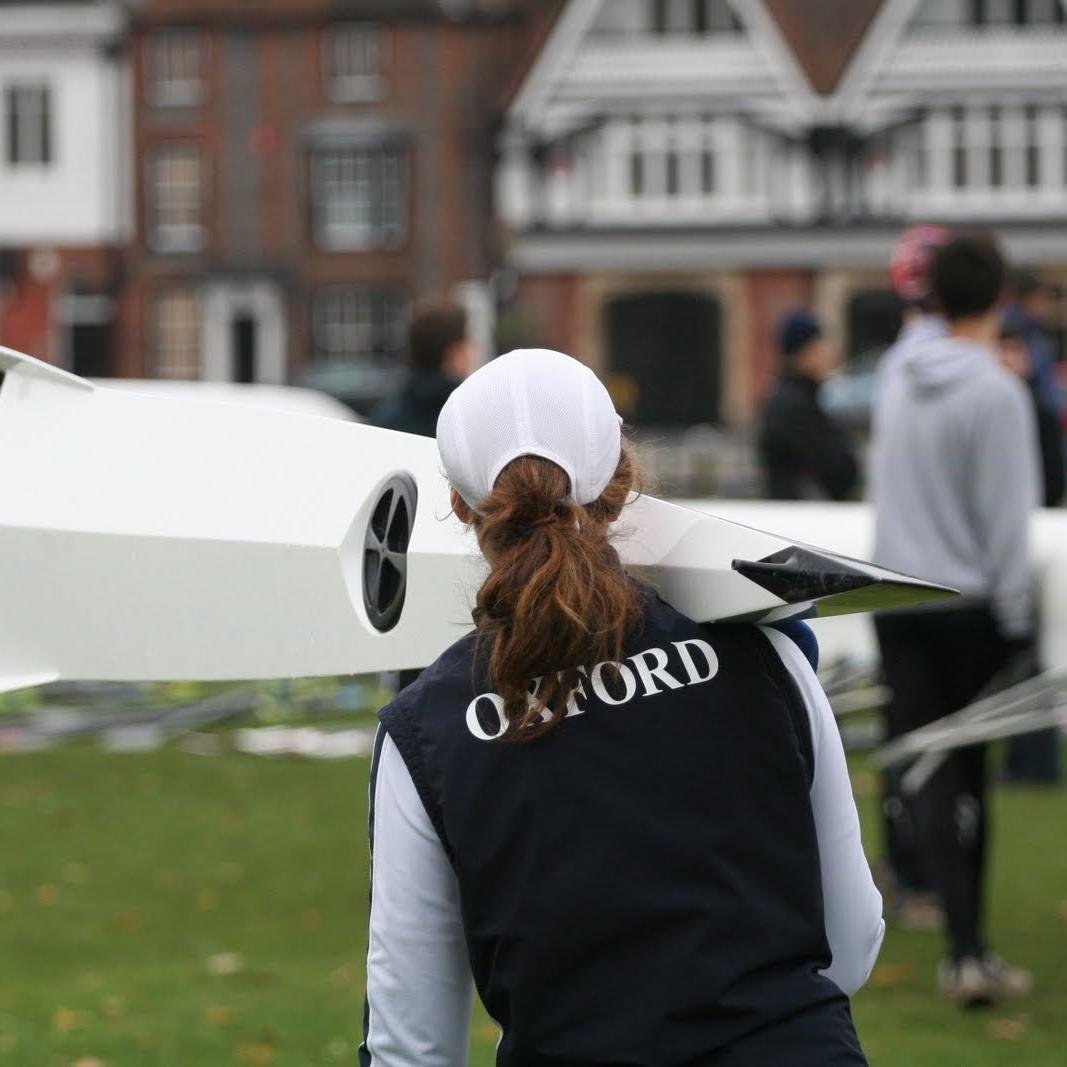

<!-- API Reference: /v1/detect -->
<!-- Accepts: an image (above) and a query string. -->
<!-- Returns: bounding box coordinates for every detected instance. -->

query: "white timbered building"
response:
[496,0,1067,427]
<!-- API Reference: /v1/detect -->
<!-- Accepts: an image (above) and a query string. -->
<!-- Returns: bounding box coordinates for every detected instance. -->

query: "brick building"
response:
[120,0,549,407]
[497,0,1067,429]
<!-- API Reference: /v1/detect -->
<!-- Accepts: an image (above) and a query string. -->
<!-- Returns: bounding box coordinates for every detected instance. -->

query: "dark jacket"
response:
[758,375,859,501]
[1028,376,1066,507]
[375,592,866,1066]
[369,370,457,437]
[1004,306,1062,417]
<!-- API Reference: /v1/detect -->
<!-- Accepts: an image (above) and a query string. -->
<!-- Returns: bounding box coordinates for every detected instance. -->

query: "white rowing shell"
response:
[0,347,953,688]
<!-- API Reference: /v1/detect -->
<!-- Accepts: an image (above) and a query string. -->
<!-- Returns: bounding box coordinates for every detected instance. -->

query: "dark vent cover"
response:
[362,474,418,632]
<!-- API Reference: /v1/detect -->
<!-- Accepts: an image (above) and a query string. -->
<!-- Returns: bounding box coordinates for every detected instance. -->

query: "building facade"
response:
[0,1,130,374]
[497,0,1067,428]
[119,0,546,407]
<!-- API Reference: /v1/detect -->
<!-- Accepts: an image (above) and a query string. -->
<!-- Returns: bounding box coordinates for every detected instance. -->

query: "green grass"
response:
[1,747,1066,1065]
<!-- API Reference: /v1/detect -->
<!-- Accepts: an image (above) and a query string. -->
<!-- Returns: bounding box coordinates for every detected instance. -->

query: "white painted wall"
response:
[590,0,648,34]
[0,4,129,246]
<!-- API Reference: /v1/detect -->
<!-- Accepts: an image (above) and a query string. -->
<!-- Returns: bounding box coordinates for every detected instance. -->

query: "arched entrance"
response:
[605,290,722,426]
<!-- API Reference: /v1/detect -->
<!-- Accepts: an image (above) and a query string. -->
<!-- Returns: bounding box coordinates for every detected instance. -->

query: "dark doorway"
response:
[847,290,902,362]
[70,320,112,378]
[605,291,721,425]
[232,314,257,383]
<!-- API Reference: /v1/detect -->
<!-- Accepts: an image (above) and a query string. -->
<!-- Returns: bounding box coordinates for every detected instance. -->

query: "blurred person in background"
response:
[758,309,858,501]
[874,224,950,931]
[871,234,1039,1007]
[999,326,1065,510]
[371,301,476,437]
[1003,272,1062,422]
[373,300,477,694]
[997,324,1064,787]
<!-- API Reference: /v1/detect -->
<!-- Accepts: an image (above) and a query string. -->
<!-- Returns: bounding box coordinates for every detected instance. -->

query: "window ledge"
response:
[325,76,386,103]
[314,229,405,252]
[149,226,207,254]
[150,84,207,109]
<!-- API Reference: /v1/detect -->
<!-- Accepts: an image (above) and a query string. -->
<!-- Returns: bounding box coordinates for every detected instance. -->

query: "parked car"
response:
[296,361,407,419]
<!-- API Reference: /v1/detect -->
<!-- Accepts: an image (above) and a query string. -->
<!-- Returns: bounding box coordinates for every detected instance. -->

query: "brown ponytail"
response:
[453,444,645,741]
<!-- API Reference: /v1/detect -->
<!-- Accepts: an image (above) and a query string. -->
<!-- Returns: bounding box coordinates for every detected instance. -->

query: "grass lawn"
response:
[1,745,1066,1066]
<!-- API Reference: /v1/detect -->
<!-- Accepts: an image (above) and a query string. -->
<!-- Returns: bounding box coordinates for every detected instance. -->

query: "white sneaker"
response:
[938,953,1034,1007]
[982,952,1034,999]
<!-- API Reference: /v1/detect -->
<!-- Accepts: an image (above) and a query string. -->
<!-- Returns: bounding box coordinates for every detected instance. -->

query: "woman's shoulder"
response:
[637,582,820,672]
[386,631,480,709]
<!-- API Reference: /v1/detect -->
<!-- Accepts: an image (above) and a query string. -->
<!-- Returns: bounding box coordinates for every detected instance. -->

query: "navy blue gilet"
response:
[378,591,863,1066]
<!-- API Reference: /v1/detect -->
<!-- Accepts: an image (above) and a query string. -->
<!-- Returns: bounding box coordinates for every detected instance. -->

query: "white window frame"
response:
[651,0,740,34]
[322,23,388,102]
[154,289,202,380]
[148,143,207,253]
[310,146,406,251]
[148,31,205,108]
[312,288,406,364]
[5,83,52,167]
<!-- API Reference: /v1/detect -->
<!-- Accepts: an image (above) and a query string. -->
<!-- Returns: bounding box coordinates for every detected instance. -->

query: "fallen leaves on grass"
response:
[0,785,45,808]
[235,1037,276,1065]
[36,884,59,907]
[197,888,221,912]
[204,1004,236,1027]
[114,911,142,935]
[63,863,91,885]
[51,1008,90,1034]
[153,869,177,891]
[300,909,323,932]
[221,809,246,832]
[987,1016,1029,1042]
[206,952,244,977]
[849,770,879,798]
[101,995,126,1021]
[218,863,245,884]
[474,1022,501,1043]
[868,962,918,989]
[326,1038,350,1060]
[330,963,361,989]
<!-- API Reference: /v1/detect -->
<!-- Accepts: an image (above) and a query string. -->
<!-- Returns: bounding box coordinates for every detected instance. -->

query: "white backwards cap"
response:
[436,348,623,508]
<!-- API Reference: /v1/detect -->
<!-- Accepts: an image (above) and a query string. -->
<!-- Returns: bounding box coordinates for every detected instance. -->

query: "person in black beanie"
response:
[758,309,859,501]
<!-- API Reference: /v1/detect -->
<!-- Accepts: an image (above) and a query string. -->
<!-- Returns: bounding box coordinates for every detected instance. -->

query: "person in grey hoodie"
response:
[870,234,1039,1008]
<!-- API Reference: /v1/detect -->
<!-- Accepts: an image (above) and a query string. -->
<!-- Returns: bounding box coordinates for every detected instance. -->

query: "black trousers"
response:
[875,606,1014,961]
[1004,727,1061,784]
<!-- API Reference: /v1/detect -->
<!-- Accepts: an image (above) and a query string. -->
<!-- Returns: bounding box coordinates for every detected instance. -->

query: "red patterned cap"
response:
[888,225,950,303]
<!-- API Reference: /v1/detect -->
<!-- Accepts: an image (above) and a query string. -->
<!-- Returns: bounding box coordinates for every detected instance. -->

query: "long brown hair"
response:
[453,444,645,741]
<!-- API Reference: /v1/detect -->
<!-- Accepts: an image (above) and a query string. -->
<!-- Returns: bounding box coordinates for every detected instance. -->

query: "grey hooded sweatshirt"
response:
[870,335,1040,638]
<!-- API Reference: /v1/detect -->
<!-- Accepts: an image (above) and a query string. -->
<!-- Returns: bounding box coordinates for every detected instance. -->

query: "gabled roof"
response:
[762,0,885,95]
[499,0,568,112]
[508,0,820,135]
